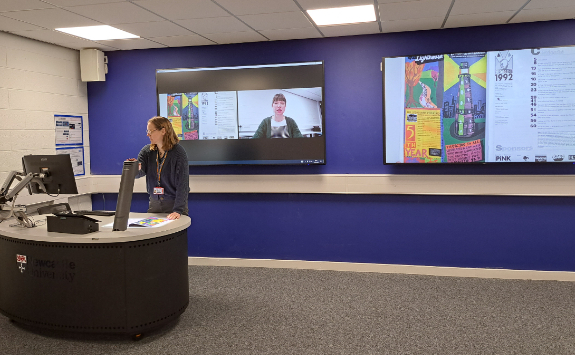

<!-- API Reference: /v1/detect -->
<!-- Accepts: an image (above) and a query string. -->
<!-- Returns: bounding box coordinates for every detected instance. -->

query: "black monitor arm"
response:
[0,171,47,205]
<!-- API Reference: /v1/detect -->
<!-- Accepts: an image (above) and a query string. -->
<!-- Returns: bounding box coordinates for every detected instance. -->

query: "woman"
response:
[252,93,303,138]
[134,116,189,220]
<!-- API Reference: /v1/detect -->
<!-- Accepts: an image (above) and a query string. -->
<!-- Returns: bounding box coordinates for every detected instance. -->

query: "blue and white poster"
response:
[56,147,85,176]
[55,115,83,146]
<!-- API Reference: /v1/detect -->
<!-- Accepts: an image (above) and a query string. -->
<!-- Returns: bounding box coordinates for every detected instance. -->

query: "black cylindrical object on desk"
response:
[113,160,138,231]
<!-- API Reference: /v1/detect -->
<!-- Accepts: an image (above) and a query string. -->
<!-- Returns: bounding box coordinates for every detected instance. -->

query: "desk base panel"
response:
[0,229,189,335]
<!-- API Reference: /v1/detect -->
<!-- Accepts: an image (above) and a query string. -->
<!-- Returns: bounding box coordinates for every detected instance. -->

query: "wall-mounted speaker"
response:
[80,48,106,82]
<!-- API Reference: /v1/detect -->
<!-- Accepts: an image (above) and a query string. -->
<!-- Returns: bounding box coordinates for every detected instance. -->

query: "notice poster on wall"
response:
[56,146,85,176]
[55,115,83,146]
[384,45,575,164]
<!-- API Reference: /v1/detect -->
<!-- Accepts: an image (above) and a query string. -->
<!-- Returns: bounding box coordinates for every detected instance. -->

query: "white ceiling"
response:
[1,0,574,51]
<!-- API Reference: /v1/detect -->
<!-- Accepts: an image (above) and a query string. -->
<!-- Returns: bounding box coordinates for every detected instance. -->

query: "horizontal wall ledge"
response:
[76,174,575,196]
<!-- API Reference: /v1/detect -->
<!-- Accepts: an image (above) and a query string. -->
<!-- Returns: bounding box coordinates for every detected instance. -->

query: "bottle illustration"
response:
[455,62,475,137]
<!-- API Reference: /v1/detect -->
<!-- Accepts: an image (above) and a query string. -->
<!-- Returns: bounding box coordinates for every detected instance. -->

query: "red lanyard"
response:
[156,150,167,186]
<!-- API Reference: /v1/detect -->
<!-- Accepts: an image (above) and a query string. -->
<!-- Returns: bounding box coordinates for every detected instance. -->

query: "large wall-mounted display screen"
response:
[156,62,325,165]
[384,46,575,164]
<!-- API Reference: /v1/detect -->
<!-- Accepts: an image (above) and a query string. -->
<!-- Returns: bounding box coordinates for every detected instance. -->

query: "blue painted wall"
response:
[89,20,575,271]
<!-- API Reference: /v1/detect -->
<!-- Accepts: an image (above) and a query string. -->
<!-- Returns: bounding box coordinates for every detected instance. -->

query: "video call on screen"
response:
[156,62,326,165]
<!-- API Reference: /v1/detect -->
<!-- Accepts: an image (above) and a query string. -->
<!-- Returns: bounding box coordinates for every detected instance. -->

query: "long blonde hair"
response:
[149,116,179,151]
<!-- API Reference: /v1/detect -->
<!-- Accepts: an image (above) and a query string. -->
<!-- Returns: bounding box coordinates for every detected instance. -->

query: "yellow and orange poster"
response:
[404,108,442,163]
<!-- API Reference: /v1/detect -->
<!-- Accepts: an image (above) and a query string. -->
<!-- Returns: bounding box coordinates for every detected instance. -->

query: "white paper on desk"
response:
[100,217,173,229]
[129,217,171,227]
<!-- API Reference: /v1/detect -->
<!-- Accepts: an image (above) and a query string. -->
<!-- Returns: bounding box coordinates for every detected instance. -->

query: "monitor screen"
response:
[383,45,575,164]
[22,154,78,195]
[156,61,325,166]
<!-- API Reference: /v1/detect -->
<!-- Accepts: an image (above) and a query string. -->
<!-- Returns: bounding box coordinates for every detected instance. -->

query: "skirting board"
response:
[188,257,575,282]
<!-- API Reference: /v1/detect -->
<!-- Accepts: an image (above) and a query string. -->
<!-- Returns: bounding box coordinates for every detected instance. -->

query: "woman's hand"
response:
[167,212,181,220]
[126,158,141,170]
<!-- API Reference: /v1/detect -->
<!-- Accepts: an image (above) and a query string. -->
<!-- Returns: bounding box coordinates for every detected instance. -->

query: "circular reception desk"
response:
[0,213,191,336]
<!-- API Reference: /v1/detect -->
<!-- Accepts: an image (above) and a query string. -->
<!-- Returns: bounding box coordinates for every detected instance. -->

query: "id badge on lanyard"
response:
[155,150,167,195]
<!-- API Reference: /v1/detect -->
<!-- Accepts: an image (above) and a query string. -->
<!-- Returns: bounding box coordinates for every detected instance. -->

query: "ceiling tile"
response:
[510,6,575,23]
[450,0,526,15]
[380,16,443,33]
[0,0,55,12]
[94,38,167,50]
[298,0,374,10]
[0,15,45,31]
[114,21,194,38]
[149,34,215,47]
[214,0,299,16]
[379,0,452,21]
[46,0,127,6]
[65,2,164,25]
[524,0,575,10]
[2,8,100,29]
[445,10,516,28]
[175,17,252,34]
[133,0,229,20]
[259,27,322,40]
[238,12,313,31]
[202,31,267,44]
[320,22,380,37]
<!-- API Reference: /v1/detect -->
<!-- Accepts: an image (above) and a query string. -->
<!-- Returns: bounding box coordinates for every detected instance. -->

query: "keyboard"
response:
[74,210,116,216]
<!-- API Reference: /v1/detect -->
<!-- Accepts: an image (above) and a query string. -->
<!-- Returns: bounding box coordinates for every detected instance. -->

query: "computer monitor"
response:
[22,154,78,195]
[112,160,138,231]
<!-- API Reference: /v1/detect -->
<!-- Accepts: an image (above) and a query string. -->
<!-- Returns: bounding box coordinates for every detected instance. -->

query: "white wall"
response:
[0,31,90,210]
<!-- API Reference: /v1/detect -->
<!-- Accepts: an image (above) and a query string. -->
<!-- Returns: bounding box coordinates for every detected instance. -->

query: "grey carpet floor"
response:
[1,265,575,354]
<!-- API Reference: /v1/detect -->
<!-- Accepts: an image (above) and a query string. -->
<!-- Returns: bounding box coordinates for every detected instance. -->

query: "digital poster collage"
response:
[387,45,575,164]
[403,53,487,163]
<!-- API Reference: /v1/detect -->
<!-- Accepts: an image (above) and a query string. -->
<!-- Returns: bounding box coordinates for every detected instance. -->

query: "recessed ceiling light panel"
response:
[56,25,139,41]
[307,5,376,26]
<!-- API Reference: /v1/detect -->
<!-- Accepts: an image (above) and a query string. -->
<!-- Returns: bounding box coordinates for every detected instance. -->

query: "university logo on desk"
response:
[16,254,27,273]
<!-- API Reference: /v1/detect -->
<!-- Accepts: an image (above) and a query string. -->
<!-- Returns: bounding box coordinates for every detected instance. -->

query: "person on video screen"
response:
[128,116,189,220]
[252,93,303,138]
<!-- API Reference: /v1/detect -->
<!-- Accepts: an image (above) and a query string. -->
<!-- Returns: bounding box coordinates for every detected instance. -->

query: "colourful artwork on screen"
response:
[182,93,199,140]
[400,53,487,163]
[167,94,181,118]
